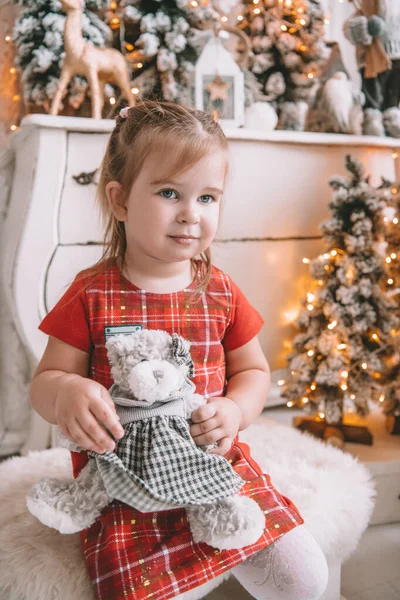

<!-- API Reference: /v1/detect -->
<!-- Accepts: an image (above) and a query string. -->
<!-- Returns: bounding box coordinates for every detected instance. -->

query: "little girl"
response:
[30,101,328,600]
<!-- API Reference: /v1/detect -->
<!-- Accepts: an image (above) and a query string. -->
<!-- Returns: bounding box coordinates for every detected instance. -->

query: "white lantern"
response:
[195,33,245,128]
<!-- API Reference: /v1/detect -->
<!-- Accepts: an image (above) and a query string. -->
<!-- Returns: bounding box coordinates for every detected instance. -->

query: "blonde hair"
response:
[94,100,229,295]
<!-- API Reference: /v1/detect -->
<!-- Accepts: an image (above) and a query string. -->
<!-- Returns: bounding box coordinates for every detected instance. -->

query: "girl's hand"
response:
[55,375,125,453]
[190,397,242,456]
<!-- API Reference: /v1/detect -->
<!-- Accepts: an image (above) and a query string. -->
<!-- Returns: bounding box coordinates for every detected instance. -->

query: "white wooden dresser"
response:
[2,114,400,452]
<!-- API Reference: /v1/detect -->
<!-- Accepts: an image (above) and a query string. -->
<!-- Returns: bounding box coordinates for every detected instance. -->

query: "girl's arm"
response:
[224,335,271,430]
[190,336,270,455]
[31,336,124,453]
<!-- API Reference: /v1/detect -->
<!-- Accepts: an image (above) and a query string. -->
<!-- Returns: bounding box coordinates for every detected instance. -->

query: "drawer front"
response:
[58,132,110,244]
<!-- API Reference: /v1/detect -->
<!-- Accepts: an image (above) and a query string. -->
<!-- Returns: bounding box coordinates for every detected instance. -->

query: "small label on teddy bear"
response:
[104,324,143,341]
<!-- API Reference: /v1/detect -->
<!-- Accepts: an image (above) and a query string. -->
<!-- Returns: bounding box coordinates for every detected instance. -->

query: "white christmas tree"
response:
[12,0,111,112]
[378,179,400,433]
[108,0,238,104]
[281,156,399,446]
[238,0,329,129]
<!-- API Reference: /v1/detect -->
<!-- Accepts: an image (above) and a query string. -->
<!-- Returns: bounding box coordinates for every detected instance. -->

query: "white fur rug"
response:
[0,418,375,600]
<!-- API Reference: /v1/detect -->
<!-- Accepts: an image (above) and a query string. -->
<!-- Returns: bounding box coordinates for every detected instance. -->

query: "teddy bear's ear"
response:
[171,333,195,378]
[106,334,133,366]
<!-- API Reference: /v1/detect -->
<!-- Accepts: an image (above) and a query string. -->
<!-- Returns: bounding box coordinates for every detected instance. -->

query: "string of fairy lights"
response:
[278,150,400,419]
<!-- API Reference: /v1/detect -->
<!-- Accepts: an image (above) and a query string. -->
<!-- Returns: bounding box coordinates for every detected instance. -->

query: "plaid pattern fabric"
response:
[80,442,304,600]
[90,416,244,512]
[42,262,304,599]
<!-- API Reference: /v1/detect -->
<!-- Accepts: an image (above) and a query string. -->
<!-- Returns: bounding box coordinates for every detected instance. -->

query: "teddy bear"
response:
[27,329,265,551]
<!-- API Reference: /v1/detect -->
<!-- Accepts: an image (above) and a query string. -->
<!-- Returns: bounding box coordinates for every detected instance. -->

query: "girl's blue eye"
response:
[160,189,177,199]
[199,195,214,204]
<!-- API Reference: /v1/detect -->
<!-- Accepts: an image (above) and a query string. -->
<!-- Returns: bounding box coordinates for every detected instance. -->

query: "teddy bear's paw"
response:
[187,496,265,551]
[27,492,83,534]
[26,476,103,534]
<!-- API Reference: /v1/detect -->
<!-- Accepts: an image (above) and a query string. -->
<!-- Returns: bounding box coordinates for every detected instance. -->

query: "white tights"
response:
[231,525,329,600]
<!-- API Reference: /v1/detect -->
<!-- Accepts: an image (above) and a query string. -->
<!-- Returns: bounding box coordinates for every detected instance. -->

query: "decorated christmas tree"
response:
[378,180,400,434]
[106,0,237,104]
[13,0,111,112]
[281,156,399,446]
[238,0,329,129]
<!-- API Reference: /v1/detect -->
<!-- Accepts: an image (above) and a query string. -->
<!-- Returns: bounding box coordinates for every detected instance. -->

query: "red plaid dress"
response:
[40,262,304,600]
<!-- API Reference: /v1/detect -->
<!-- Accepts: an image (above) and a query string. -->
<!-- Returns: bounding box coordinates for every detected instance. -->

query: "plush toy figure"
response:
[343,0,400,137]
[27,330,265,551]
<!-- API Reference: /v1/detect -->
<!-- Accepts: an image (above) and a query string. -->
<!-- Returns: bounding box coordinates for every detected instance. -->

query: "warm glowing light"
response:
[283,308,299,323]
[131,87,140,95]
[137,62,143,68]
[254,8,261,13]
[331,250,337,256]
[287,401,294,407]
[126,43,134,51]
[337,343,347,350]
[379,394,385,403]
[350,394,356,400]
[394,218,399,224]
[392,188,398,194]
[10,124,18,131]
[327,321,337,330]
[324,18,330,24]
[278,379,285,386]
[302,257,310,264]
[281,25,288,31]
[109,97,116,105]
[308,73,314,79]
[237,15,244,21]
[191,0,198,6]
[390,253,397,259]
[386,257,392,263]
[285,0,292,5]
[371,333,379,341]
[221,15,228,21]
[384,217,389,223]
[323,253,330,259]
[307,350,314,357]
[9,67,16,74]
[110,17,120,28]
[110,1,117,8]
[388,279,394,285]
[299,44,307,51]
[310,383,316,390]
[291,370,297,376]
[307,304,314,311]
[5,35,11,42]
[341,370,348,378]
[307,293,315,302]
[13,94,20,102]
[341,384,348,391]
[253,0,260,4]
[361,362,368,369]
[302,397,309,404]
[392,152,399,159]
[318,412,325,419]
[318,280,323,286]
[300,19,306,25]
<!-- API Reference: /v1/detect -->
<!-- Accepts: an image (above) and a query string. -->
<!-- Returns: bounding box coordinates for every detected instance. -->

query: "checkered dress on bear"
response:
[89,395,244,513]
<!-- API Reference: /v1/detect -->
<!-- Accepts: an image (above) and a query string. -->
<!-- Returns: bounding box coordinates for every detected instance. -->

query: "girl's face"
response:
[108,150,227,265]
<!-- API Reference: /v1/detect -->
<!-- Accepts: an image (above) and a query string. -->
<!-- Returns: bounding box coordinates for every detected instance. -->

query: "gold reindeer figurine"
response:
[50,0,135,119]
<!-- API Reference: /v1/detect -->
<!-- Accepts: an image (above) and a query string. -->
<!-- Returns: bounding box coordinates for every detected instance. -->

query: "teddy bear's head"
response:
[106,329,195,404]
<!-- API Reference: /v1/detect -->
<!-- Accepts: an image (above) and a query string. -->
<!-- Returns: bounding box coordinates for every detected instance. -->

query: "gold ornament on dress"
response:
[50,0,135,119]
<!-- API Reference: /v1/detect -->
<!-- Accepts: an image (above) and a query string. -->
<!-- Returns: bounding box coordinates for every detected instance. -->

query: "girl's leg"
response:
[231,525,328,600]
